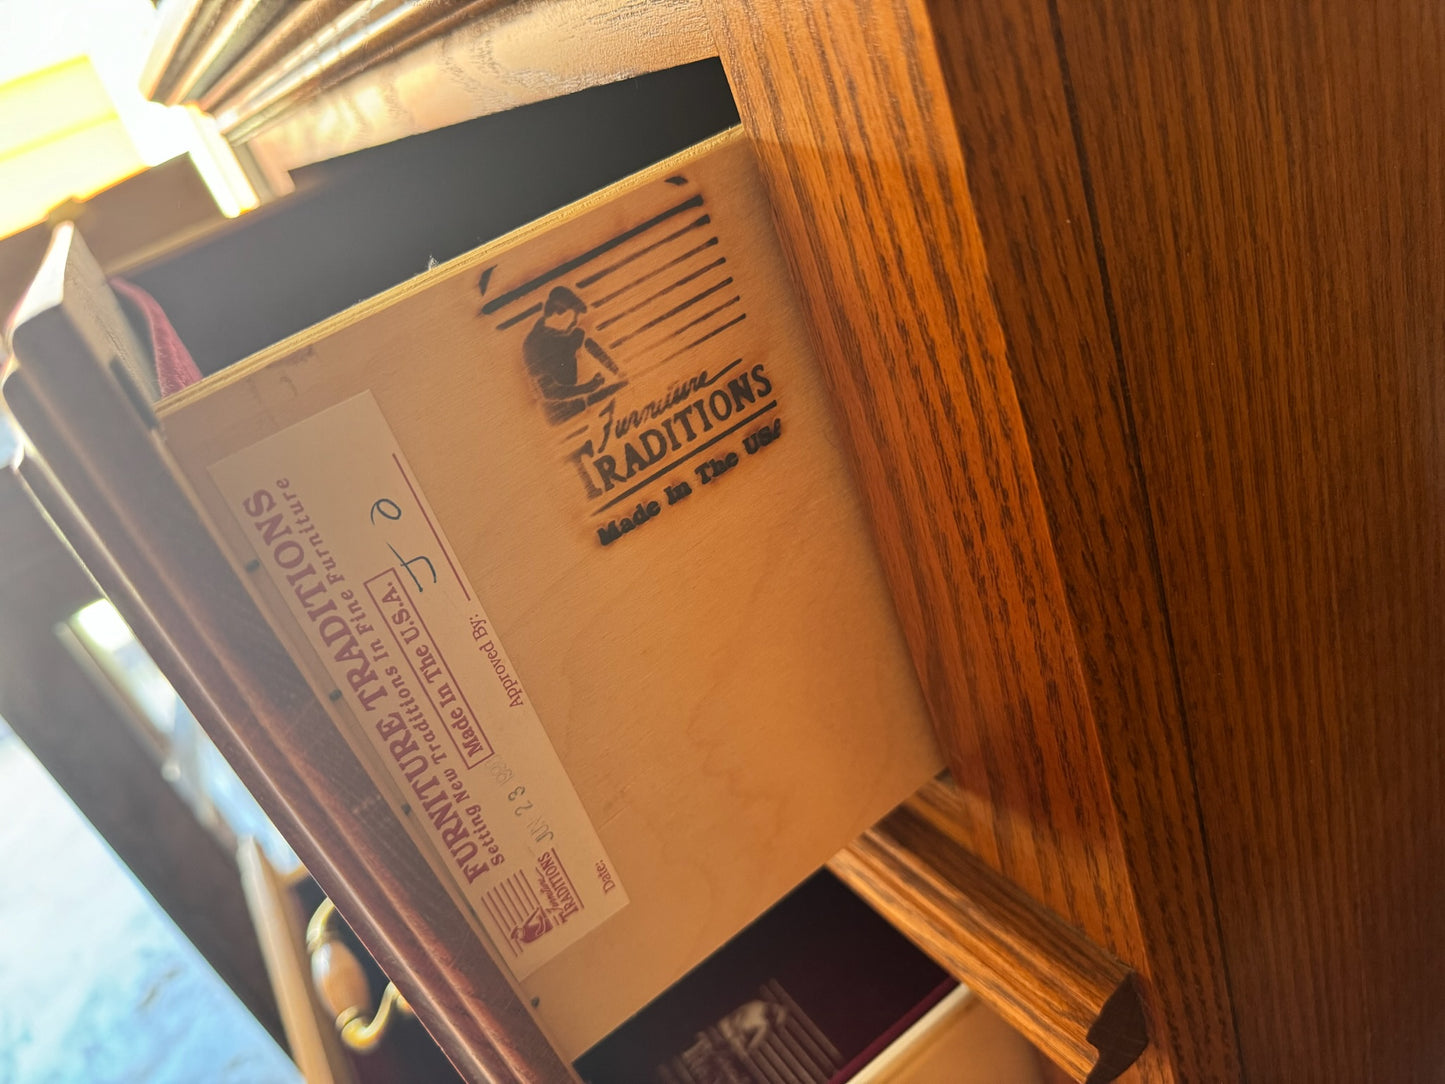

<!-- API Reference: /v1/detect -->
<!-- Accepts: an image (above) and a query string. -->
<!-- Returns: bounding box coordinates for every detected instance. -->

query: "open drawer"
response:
[152,125,942,1056]
[4,95,1147,1081]
[6,123,944,1062]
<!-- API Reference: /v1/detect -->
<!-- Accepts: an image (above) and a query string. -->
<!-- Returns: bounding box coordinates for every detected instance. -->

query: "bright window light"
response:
[70,598,133,654]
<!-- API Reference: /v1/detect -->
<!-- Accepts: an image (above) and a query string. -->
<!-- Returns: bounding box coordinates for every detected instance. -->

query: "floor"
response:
[0,727,299,1084]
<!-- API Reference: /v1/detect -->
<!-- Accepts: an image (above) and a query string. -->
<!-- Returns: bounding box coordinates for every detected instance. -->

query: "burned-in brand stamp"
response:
[478,176,787,547]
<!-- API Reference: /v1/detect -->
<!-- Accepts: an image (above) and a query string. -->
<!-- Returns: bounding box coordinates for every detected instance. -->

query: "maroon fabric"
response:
[111,277,202,395]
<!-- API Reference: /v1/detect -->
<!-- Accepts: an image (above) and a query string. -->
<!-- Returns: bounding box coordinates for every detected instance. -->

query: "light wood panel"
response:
[156,128,942,1057]
[854,989,1047,1084]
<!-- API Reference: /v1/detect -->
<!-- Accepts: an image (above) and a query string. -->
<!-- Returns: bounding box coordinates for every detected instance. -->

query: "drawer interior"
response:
[140,67,945,1058]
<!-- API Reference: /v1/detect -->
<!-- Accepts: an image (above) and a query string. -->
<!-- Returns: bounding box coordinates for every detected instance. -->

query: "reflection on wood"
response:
[218,1,512,140]
[141,0,213,101]
[155,128,942,1057]
[160,0,295,107]
[6,224,574,1082]
[144,0,503,116]
[196,0,367,112]
[241,0,713,174]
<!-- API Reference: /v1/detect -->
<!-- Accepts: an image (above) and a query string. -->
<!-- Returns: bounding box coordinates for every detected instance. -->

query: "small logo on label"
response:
[483,848,584,955]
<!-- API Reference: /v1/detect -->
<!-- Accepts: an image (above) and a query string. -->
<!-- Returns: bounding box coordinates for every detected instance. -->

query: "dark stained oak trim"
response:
[1043,2,1445,1079]
[831,779,1148,1084]
[922,2,1244,1079]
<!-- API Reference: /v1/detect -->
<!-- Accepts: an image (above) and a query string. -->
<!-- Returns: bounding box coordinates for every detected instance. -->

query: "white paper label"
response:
[210,391,627,978]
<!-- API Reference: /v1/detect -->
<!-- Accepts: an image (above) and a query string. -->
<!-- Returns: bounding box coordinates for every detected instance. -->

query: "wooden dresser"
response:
[8,2,1445,1082]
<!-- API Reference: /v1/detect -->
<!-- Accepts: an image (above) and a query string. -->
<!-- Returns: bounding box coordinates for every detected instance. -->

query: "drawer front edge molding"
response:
[831,779,1147,1084]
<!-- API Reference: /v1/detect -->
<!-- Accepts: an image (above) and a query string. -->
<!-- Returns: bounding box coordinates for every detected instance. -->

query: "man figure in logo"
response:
[511,907,552,946]
[523,286,626,424]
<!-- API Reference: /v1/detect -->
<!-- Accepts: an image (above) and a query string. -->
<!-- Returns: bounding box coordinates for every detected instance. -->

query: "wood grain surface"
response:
[141,0,218,100]
[156,129,942,1057]
[702,5,1174,1077]
[42,3,1430,1076]
[831,779,1146,1084]
[241,0,714,175]
[1036,3,1445,1080]
[5,225,575,1083]
[196,0,359,112]
[222,1,515,142]
[922,4,1245,1081]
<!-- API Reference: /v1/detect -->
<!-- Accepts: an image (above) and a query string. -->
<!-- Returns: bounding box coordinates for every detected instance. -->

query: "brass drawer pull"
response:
[305,898,413,1053]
